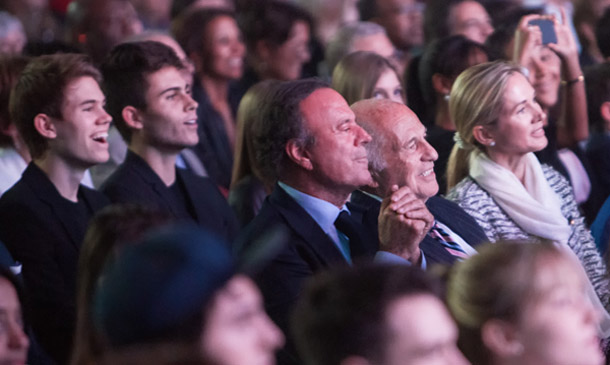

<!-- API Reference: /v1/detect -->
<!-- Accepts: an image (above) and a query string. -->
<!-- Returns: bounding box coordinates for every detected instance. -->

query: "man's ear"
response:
[600,101,610,132]
[481,319,524,358]
[285,139,313,170]
[432,73,452,96]
[471,125,495,147]
[33,113,57,139]
[122,106,144,130]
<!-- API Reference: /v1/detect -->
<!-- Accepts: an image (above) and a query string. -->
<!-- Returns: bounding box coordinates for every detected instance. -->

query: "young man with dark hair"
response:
[293,264,468,365]
[0,53,111,364]
[100,41,238,242]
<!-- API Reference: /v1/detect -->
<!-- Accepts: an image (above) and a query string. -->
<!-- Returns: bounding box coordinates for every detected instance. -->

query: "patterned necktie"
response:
[428,221,468,260]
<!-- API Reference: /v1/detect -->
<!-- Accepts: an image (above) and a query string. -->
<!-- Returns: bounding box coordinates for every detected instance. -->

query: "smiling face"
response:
[372,69,405,104]
[138,66,199,152]
[300,88,373,194]
[376,103,438,200]
[51,76,112,169]
[524,46,561,110]
[514,256,603,365]
[201,276,284,365]
[204,15,245,80]
[449,1,494,44]
[485,73,547,161]
[384,294,468,365]
[0,277,29,365]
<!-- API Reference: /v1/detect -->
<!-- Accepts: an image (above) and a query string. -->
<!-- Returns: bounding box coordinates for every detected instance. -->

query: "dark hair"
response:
[293,264,440,365]
[596,7,610,59]
[239,0,312,52]
[419,35,489,119]
[71,204,171,365]
[484,7,543,61]
[100,41,184,143]
[358,0,378,21]
[251,78,326,181]
[9,53,101,159]
[585,62,610,133]
[0,55,29,148]
[424,0,466,43]
[172,8,235,74]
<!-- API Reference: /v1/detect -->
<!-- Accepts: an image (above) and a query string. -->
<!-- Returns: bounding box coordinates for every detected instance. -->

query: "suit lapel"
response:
[427,196,486,249]
[270,187,346,265]
[126,151,182,217]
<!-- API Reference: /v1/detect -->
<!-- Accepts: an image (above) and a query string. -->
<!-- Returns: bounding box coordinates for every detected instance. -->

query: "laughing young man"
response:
[0,53,111,363]
[100,41,238,242]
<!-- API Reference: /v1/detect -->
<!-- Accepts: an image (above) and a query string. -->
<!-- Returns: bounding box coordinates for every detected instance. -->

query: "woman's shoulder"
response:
[446,177,486,203]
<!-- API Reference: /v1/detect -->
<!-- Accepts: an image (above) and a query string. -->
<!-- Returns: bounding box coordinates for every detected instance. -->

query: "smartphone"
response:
[528,18,557,45]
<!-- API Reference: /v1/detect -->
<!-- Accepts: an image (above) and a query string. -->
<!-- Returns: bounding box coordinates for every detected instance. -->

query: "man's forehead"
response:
[62,76,103,104]
[300,87,354,123]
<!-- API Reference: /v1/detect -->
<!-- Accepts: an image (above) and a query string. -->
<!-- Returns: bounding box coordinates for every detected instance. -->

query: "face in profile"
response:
[482,72,547,159]
[372,68,404,104]
[511,255,603,365]
[377,104,438,200]
[384,294,468,365]
[299,88,373,192]
[51,76,112,168]
[201,275,284,365]
[265,20,311,81]
[0,277,29,365]
[139,66,199,151]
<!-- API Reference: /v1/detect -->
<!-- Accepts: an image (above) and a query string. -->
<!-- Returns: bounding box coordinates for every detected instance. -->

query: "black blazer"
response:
[101,150,239,242]
[235,185,378,364]
[0,163,109,364]
[350,190,488,265]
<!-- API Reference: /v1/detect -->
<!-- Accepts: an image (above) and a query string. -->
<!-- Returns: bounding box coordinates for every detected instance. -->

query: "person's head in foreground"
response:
[0,265,29,365]
[447,240,603,365]
[92,224,284,365]
[293,264,469,365]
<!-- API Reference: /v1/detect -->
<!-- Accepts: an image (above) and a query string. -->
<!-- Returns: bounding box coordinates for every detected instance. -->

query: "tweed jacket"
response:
[447,165,610,312]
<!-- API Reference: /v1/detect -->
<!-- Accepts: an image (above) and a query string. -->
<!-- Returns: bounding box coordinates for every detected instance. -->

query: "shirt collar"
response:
[278,181,348,235]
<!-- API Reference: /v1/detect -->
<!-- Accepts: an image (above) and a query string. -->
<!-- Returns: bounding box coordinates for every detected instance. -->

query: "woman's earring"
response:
[489,141,496,147]
[444,93,450,101]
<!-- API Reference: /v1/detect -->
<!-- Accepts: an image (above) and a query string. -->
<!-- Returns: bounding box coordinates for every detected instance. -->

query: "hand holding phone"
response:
[528,18,557,45]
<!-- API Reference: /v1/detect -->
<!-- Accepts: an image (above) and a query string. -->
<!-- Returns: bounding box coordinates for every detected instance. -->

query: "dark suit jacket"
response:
[0,163,109,364]
[235,185,378,364]
[350,190,488,265]
[101,150,239,242]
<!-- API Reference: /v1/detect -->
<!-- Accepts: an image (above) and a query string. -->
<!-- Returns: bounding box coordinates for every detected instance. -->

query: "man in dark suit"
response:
[351,98,488,265]
[100,41,238,242]
[236,79,427,364]
[0,53,111,363]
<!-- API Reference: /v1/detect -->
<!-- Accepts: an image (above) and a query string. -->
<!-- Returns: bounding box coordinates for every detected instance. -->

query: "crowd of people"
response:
[1,0,610,364]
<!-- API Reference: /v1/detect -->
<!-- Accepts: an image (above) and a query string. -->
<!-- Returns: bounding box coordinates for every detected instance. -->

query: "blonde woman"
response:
[447,241,604,365]
[445,61,610,332]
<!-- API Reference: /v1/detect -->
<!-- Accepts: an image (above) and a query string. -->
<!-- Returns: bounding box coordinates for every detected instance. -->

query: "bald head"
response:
[351,98,439,200]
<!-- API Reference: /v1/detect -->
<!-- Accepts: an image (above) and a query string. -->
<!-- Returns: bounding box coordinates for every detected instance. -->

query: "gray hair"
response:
[0,11,25,40]
[325,21,387,74]
[358,120,388,177]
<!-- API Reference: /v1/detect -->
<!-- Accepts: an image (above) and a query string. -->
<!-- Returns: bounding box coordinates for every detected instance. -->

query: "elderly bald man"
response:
[351,98,487,266]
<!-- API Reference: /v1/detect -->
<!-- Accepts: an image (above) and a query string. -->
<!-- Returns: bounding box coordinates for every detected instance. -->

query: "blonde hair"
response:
[331,51,403,105]
[445,61,523,191]
[447,240,568,365]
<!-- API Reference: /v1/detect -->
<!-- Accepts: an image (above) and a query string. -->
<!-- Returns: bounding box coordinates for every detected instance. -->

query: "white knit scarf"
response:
[469,151,571,244]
